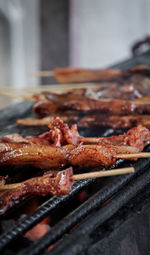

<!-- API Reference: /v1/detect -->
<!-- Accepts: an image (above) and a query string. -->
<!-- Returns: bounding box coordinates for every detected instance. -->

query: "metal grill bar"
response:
[0,157,123,252]
[19,156,150,255]
[45,163,150,255]
[0,127,116,251]
[0,178,95,252]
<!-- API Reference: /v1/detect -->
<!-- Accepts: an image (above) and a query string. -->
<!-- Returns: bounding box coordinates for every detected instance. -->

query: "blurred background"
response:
[0,0,150,107]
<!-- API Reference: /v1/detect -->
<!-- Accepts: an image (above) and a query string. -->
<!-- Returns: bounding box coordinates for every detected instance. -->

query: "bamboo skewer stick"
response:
[0,182,21,190]
[0,91,35,102]
[73,167,134,180]
[79,137,150,145]
[0,167,134,190]
[30,71,54,77]
[0,82,99,93]
[29,65,150,80]
[115,152,150,159]
[25,84,98,93]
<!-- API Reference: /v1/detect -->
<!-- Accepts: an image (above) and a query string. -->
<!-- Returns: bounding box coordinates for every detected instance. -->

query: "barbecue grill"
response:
[1,50,150,255]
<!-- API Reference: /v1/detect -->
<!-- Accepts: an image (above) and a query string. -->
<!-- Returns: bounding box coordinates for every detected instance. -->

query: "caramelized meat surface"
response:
[0,119,149,168]
[17,114,150,130]
[53,65,150,84]
[0,167,73,215]
[54,67,124,83]
[32,92,150,116]
[79,115,150,129]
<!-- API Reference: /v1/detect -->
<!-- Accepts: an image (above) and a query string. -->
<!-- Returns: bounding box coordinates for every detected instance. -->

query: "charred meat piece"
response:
[0,142,139,169]
[69,145,116,167]
[0,167,73,215]
[17,113,150,130]
[0,144,69,169]
[3,118,150,149]
[0,143,117,168]
[53,65,150,84]
[46,119,150,151]
[0,120,149,168]
[54,67,124,83]
[78,115,150,130]
[0,118,75,147]
[32,91,150,116]
[91,124,149,151]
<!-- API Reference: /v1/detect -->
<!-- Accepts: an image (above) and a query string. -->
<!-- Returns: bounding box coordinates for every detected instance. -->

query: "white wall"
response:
[0,0,40,88]
[0,0,40,109]
[0,13,10,86]
[70,0,150,68]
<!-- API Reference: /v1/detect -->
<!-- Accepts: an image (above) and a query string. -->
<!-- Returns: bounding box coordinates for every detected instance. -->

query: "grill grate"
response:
[45,163,150,255]
[19,155,150,255]
[0,50,150,255]
[0,178,95,251]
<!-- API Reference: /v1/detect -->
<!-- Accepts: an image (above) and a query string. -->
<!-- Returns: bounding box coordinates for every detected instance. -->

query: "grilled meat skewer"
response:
[79,115,150,130]
[1,119,150,150]
[17,114,150,129]
[0,119,149,168]
[0,167,134,215]
[53,65,150,83]
[0,167,73,215]
[32,92,150,117]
